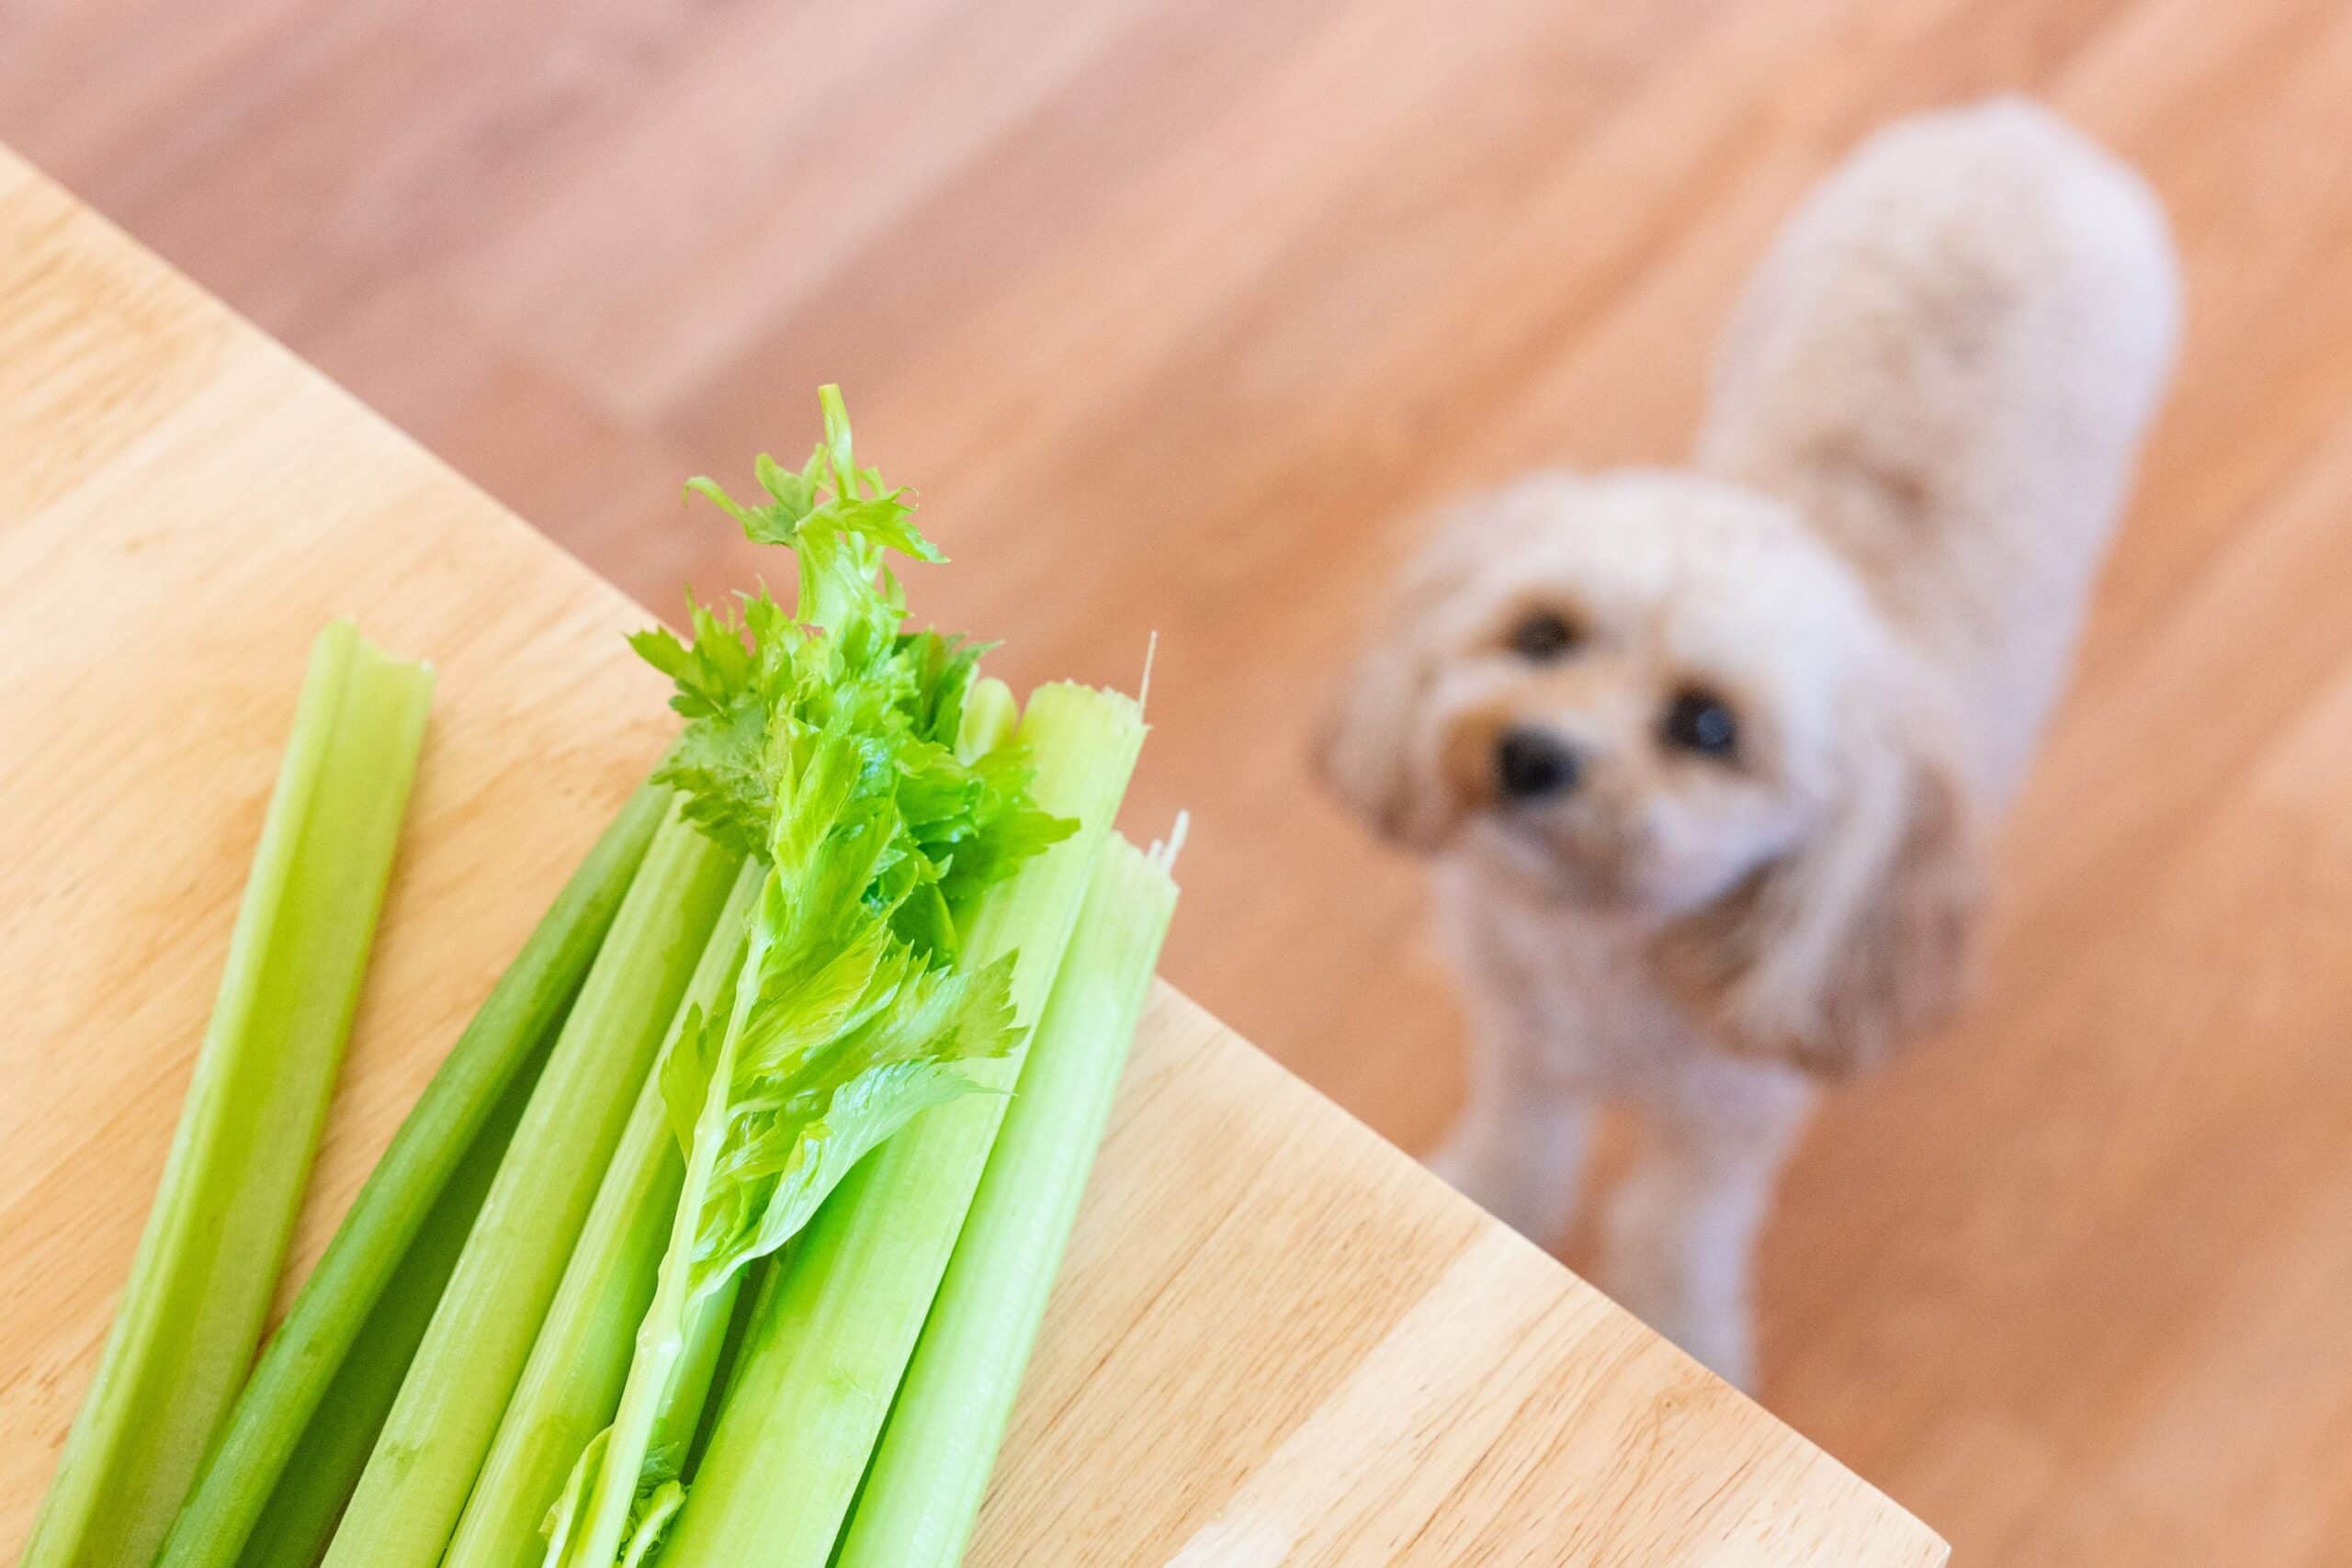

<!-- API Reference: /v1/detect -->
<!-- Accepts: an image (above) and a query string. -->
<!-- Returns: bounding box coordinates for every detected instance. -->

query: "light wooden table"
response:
[0,148,1943,1566]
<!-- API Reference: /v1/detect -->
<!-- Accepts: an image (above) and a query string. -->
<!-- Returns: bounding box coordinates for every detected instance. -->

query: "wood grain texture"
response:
[0,153,1942,1566]
[4,1,2349,1561]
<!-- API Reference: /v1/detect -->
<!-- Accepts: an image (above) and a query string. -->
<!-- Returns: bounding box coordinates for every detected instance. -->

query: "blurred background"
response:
[6,1,2352,1562]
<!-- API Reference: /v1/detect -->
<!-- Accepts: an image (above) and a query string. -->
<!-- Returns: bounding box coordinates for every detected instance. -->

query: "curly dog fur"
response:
[1319,99,2180,1385]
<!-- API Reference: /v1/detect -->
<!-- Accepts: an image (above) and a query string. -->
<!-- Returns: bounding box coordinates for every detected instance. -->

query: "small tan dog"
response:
[1320,99,2179,1386]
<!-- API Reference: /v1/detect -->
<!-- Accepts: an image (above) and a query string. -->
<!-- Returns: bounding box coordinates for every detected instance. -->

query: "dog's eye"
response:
[1662,687,1739,761]
[1506,609,1581,662]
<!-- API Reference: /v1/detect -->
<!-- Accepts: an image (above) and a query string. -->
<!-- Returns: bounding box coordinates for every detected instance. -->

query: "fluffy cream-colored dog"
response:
[1320,99,2179,1386]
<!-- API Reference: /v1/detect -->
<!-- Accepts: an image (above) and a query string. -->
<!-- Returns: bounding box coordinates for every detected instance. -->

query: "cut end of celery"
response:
[965,682,1148,1038]
[1010,682,1147,823]
[1148,811,1190,874]
[956,676,1019,764]
[321,616,436,715]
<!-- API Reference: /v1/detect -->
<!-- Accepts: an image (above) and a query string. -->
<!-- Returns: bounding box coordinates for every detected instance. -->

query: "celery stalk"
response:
[21,620,432,1568]
[234,1032,545,1567]
[680,1257,764,1471]
[958,675,1017,760]
[647,1280,744,1477]
[836,832,1179,1568]
[545,1273,745,1567]
[157,778,668,1568]
[658,682,1144,1568]
[322,803,740,1568]
[442,862,760,1568]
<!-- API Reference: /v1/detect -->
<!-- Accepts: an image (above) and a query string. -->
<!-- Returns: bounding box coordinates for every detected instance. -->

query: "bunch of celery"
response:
[25,388,1177,1568]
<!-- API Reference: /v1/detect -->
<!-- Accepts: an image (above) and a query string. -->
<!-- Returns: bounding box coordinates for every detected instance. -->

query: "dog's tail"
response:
[1696,97,2181,799]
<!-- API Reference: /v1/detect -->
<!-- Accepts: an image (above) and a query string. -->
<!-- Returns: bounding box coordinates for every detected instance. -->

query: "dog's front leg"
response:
[1424,1013,1592,1247]
[1600,1066,1815,1391]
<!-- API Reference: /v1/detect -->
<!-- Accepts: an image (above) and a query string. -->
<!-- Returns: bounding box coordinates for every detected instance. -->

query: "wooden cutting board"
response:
[0,146,1943,1567]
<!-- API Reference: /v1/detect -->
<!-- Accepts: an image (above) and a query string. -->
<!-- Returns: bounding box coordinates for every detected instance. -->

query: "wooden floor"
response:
[6,1,2351,1561]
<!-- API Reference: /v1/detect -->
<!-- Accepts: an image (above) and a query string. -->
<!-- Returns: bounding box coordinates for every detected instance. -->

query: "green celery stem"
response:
[658,682,1145,1568]
[443,861,761,1568]
[836,833,1178,1568]
[956,676,1017,761]
[322,802,741,1568]
[560,900,775,1568]
[234,1034,546,1567]
[649,1278,744,1476]
[22,620,433,1568]
[157,776,669,1568]
[681,1257,767,1472]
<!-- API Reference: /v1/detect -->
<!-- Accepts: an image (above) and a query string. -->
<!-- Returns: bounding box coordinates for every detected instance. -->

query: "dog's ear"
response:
[1313,507,1491,848]
[1314,610,1430,846]
[1651,688,1983,1077]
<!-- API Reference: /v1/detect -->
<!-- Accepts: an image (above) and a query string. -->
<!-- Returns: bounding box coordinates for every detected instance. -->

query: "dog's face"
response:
[1321,470,1981,1075]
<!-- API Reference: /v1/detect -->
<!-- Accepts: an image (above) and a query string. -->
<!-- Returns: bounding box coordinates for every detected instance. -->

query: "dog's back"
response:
[1697,98,2181,803]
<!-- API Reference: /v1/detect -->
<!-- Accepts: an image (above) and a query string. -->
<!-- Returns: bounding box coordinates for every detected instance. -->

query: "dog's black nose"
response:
[1495,728,1579,802]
